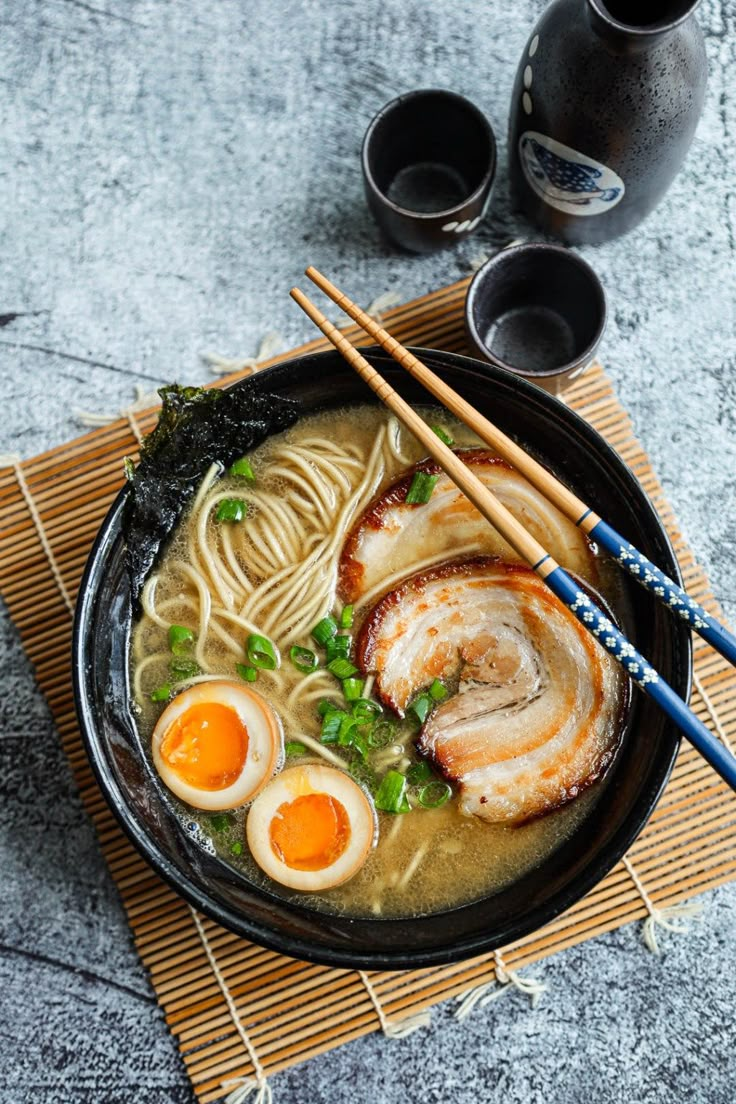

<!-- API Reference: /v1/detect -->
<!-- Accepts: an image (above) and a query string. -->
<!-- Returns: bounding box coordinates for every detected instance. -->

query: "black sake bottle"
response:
[508,0,707,244]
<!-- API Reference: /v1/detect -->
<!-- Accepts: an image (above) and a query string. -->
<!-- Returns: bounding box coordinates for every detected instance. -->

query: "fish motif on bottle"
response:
[519,132,625,217]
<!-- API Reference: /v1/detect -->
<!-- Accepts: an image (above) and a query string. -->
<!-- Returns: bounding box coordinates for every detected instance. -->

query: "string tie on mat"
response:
[202,332,285,376]
[190,909,271,1104]
[455,950,547,1022]
[75,383,156,445]
[364,290,402,323]
[358,970,431,1039]
[0,453,75,616]
[622,855,703,954]
[222,1078,273,1104]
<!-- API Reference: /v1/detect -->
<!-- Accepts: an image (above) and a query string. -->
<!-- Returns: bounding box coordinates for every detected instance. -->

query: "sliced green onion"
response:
[321,709,346,744]
[210,813,234,832]
[337,714,357,747]
[429,678,448,702]
[431,425,455,447]
[340,605,354,629]
[168,624,195,654]
[230,840,243,856]
[285,740,308,757]
[410,692,433,725]
[352,698,383,725]
[150,683,172,703]
[170,657,200,680]
[342,677,364,702]
[367,719,395,748]
[405,472,439,505]
[407,760,434,785]
[327,657,358,679]
[289,645,318,673]
[229,456,256,482]
[317,698,339,717]
[216,497,248,523]
[418,780,452,808]
[236,662,258,683]
[312,616,338,645]
[326,634,351,662]
[350,727,370,763]
[374,770,410,814]
[246,632,280,670]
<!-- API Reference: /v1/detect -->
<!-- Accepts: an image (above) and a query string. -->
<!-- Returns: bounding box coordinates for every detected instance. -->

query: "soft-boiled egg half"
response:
[246,764,377,891]
[151,680,282,811]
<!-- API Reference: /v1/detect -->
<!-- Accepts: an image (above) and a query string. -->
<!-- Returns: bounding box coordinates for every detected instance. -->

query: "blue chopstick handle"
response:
[589,519,736,666]
[545,566,736,792]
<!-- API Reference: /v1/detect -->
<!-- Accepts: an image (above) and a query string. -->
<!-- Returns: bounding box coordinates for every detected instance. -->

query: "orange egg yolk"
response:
[160,702,248,790]
[269,793,350,871]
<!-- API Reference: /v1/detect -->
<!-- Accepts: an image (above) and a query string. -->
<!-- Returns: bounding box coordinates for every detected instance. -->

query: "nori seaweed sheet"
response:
[123,384,300,602]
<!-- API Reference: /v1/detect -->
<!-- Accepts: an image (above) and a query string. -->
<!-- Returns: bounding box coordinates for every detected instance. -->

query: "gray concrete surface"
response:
[1,0,735,1101]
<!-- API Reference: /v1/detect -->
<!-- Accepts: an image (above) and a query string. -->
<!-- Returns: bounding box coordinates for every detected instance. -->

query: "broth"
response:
[131,404,625,919]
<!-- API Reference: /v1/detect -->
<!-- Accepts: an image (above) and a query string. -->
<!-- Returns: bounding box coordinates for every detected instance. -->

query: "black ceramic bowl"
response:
[73,348,690,969]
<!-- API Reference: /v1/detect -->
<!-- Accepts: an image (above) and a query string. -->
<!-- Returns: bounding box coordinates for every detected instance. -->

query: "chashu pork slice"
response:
[357,557,626,824]
[340,450,596,605]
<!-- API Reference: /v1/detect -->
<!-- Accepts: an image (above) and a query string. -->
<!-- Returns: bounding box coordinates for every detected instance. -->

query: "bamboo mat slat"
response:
[1,275,735,1104]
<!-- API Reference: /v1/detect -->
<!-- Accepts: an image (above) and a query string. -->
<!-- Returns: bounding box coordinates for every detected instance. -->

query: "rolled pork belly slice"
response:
[357,557,627,824]
[339,450,596,606]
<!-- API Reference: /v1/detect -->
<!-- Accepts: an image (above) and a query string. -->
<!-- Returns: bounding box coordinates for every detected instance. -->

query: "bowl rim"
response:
[72,345,690,969]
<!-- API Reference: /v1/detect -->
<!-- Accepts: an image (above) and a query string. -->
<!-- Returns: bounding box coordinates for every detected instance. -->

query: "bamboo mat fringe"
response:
[1,276,735,1104]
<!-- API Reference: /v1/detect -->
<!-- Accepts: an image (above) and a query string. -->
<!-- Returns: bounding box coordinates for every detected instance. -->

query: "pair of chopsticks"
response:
[290,269,736,793]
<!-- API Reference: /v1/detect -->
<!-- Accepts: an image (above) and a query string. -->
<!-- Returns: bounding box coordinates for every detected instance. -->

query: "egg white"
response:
[151,680,283,811]
[246,764,377,891]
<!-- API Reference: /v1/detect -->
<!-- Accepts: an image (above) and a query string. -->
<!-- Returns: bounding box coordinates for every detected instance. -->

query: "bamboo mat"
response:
[2,275,736,1104]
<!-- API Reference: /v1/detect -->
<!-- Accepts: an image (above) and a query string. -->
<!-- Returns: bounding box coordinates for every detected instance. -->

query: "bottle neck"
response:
[587,0,701,52]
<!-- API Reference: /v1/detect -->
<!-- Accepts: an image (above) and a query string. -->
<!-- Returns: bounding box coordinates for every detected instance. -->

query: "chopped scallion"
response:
[429,678,448,702]
[215,497,248,523]
[230,840,243,856]
[236,662,258,683]
[326,634,351,662]
[352,698,383,725]
[210,813,234,832]
[342,677,364,702]
[317,698,339,717]
[229,457,256,482]
[350,727,370,763]
[367,719,395,748]
[289,645,318,673]
[321,709,346,744]
[246,632,280,670]
[170,657,200,680]
[374,770,411,814]
[337,714,357,747]
[340,605,354,629]
[168,624,195,654]
[431,425,455,447]
[418,780,452,808]
[285,740,308,757]
[150,683,171,703]
[327,657,358,680]
[405,472,439,505]
[311,616,338,645]
[410,692,433,725]
[407,760,434,785]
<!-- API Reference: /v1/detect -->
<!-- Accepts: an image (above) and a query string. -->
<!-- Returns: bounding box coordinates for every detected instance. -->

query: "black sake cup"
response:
[362,89,497,253]
[465,242,607,396]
